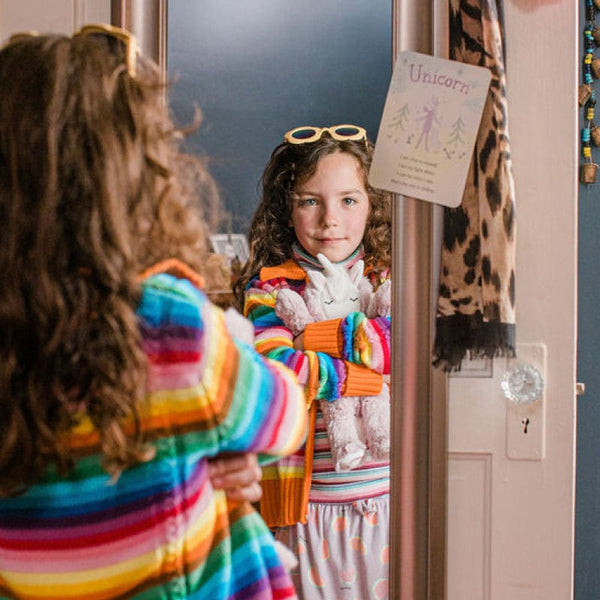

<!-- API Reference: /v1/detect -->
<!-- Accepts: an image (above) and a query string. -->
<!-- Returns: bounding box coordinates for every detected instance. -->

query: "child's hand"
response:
[208,453,263,503]
[293,332,304,350]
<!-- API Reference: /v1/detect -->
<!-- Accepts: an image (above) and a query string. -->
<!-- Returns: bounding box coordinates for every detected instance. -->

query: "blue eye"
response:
[343,197,357,206]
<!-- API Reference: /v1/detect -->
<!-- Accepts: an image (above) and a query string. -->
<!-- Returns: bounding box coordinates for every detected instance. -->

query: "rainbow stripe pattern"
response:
[244,264,391,402]
[0,273,307,599]
[242,260,391,524]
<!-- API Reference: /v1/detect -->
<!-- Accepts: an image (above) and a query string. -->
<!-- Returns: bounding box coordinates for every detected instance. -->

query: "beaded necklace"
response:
[580,0,600,183]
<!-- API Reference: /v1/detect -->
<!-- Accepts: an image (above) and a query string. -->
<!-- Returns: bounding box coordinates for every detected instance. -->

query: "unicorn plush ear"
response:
[348,260,365,286]
[316,253,335,275]
[317,253,364,284]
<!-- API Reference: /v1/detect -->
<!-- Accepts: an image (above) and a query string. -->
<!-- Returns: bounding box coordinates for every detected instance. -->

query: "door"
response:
[445,1,577,598]
[0,0,109,38]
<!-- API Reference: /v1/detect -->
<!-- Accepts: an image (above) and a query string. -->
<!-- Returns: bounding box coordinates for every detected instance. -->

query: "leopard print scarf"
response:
[432,0,516,371]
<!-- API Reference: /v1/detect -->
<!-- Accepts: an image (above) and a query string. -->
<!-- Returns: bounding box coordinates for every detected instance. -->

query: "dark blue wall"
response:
[167,1,391,234]
[575,7,600,599]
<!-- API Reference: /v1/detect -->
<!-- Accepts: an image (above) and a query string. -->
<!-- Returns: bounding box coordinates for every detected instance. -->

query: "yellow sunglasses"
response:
[75,24,138,77]
[6,23,138,77]
[284,124,367,145]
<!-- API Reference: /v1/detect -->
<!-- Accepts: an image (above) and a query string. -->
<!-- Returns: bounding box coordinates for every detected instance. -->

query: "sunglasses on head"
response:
[75,24,138,77]
[6,23,138,77]
[284,124,367,145]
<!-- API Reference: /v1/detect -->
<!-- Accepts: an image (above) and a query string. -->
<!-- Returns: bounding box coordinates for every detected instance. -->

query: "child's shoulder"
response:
[138,272,208,329]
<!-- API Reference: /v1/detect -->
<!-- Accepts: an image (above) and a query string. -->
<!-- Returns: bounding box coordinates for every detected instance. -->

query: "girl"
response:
[0,27,307,600]
[235,125,392,599]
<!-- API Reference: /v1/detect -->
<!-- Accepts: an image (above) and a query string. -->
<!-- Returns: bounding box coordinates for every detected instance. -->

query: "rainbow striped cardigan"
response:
[0,273,307,600]
[243,260,391,527]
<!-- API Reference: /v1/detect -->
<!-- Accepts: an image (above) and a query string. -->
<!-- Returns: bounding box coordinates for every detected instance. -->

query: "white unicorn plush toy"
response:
[275,253,391,472]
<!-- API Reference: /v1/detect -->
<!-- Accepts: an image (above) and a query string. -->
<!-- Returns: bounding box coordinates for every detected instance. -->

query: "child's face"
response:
[290,152,369,264]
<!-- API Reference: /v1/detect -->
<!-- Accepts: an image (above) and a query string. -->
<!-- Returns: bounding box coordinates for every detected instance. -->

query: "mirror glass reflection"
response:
[167,3,394,596]
[167,0,392,234]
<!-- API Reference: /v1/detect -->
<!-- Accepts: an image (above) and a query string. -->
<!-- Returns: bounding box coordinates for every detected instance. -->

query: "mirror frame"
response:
[111,2,448,598]
[390,4,448,599]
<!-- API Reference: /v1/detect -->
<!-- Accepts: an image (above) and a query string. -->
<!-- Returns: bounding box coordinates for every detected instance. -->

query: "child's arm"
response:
[302,311,391,375]
[140,274,307,459]
[244,275,384,403]
[301,268,392,374]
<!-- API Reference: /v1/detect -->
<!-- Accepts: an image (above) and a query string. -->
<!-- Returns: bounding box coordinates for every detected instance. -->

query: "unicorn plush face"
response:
[307,253,365,320]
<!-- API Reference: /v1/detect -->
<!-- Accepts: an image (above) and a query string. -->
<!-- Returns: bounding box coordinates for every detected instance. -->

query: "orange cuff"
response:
[343,362,383,396]
[303,319,343,357]
[259,404,316,528]
[260,476,309,528]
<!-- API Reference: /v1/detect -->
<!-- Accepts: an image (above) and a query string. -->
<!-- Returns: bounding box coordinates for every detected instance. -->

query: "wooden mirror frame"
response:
[111,2,448,597]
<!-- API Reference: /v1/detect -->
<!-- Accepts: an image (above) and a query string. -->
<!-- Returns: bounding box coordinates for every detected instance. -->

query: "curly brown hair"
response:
[234,134,392,309]
[0,32,218,496]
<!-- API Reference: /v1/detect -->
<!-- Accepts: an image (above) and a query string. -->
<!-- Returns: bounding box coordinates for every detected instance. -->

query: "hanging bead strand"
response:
[581,0,600,183]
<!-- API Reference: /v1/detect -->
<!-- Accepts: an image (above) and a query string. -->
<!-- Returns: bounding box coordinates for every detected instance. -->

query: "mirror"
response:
[167,0,392,237]
[166,0,396,593]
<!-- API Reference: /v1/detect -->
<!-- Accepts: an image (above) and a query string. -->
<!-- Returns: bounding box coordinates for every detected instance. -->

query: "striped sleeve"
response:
[139,273,308,459]
[0,272,305,600]
[303,311,391,375]
[244,274,386,403]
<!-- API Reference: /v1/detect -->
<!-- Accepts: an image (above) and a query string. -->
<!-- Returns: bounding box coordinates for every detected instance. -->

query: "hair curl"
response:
[234,134,392,309]
[0,33,219,496]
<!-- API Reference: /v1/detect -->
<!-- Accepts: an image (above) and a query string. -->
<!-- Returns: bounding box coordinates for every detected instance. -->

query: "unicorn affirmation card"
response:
[369,50,491,207]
